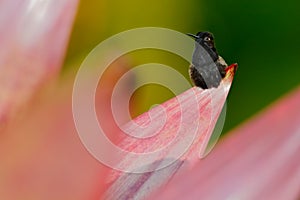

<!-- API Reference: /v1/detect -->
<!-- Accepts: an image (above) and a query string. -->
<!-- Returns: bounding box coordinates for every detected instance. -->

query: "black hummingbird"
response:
[187,31,228,89]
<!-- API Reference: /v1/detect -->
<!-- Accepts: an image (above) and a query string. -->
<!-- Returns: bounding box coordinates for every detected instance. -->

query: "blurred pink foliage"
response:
[0,0,120,199]
[0,0,78,128]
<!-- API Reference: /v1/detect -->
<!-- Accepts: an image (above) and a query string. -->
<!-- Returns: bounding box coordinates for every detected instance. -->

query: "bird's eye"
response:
[204,36,211,41]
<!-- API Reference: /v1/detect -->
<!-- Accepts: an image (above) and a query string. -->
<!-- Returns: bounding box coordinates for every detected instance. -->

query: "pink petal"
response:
[104,64,238,199]
[153,85,300,199]
[0,59,134,199]
[0,0,79,127]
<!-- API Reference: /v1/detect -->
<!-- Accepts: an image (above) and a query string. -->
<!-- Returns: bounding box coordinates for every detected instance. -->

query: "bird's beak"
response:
[186,33,199,39]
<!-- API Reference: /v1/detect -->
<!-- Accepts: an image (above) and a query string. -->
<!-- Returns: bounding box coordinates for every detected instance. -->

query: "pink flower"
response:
[1,1,299,200]
[151,86,300,200]
[0,1,111,199]
[0,0,78,126]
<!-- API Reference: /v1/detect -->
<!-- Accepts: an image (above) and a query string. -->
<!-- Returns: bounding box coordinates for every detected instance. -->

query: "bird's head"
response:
[187,31,216,52]
[187,31,218,61]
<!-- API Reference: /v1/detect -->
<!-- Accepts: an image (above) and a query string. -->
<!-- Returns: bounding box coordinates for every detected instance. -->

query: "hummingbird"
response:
[187,31,228,89]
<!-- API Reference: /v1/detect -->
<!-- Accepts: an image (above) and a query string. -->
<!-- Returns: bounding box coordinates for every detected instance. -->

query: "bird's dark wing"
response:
[190,42,225,89]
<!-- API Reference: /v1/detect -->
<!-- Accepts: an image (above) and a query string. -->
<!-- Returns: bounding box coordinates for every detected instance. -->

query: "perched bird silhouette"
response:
[187,32,228,89]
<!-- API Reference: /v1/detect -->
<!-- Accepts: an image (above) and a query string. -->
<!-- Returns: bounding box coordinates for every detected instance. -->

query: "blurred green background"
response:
[65,0,300,134]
